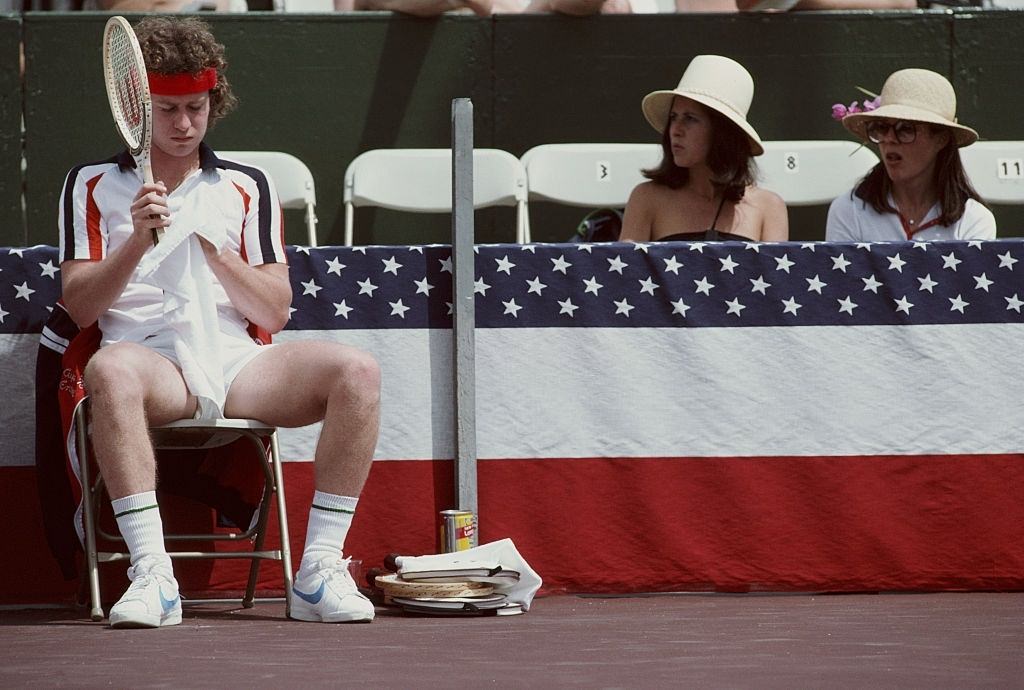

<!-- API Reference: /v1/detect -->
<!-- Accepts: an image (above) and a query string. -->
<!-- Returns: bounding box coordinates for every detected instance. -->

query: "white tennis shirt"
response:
[58,144,287,346]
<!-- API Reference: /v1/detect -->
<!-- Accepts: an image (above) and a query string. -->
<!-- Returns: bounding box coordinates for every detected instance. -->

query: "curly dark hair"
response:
[642,104,756,204]
[135,16,237,126]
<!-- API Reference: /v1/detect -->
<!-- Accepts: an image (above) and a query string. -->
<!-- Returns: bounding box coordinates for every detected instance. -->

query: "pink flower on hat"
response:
[830,90,881,121]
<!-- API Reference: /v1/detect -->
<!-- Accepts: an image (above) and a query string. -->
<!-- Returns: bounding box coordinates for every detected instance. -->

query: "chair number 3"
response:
[997,158,1022,179]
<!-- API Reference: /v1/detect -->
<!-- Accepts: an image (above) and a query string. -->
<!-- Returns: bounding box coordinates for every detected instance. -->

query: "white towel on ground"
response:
[395,538,543,611]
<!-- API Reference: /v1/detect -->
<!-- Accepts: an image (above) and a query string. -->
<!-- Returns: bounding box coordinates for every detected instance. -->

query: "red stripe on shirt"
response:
[84,174,105,260]
[233,182,252,263]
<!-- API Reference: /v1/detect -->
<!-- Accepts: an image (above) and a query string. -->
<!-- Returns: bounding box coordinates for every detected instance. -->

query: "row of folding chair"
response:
[516,141,881,243]
[341,143,878,245]
[230,141,1024,247]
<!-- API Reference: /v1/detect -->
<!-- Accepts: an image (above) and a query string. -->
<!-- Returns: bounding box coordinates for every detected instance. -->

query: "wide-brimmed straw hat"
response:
[641,54,764,156]
[842,68,978,147]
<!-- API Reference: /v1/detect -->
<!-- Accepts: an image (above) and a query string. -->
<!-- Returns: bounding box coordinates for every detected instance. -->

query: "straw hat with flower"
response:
[842,68,978,147]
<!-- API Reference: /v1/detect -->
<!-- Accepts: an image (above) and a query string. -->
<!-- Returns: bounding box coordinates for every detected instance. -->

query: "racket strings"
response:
[107,28,146,151]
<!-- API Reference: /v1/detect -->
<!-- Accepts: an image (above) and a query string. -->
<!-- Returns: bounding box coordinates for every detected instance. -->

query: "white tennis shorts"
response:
[139,329,274,419]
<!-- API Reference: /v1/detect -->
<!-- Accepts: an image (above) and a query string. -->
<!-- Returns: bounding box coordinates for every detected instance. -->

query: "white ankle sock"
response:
[111,491,170,569]
[299,490,357,574]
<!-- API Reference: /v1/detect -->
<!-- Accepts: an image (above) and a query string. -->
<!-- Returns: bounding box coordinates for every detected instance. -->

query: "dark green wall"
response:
[952,11,1023,140]
[951,12,1024,238]
[5,10,1024,248]
[0,16,21,238]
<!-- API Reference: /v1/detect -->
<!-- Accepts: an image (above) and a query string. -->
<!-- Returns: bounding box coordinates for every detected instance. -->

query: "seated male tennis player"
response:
[58,16,379,627]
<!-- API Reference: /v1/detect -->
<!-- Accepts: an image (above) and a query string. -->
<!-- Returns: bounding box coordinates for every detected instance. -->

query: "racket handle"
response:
[141,159,163,245]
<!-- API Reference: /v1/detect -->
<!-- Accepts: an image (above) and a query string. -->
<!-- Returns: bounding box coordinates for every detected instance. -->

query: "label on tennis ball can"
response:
[439,510,476,552]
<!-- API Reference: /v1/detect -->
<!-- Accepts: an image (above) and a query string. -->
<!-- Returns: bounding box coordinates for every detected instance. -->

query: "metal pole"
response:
[451,98,478,530]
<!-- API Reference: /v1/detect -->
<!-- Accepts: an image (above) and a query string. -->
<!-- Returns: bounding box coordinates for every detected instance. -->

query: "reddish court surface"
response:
[2,593,1022,687]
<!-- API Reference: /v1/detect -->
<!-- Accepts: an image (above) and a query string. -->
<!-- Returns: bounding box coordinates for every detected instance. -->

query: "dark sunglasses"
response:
[865,120,918,144]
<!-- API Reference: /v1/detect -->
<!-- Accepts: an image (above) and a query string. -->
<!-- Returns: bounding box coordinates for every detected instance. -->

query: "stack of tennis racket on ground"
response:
[371,555,524,616]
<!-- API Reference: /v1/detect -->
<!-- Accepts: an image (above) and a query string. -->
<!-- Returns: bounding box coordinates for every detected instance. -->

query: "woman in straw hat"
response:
[619,55,788,243]
[826,68,995,242]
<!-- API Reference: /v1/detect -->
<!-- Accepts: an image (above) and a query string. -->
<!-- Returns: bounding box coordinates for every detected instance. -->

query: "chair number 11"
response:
[997,158,1022,179]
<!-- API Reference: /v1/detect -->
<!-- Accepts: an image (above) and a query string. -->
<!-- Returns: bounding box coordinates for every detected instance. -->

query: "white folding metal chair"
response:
[959,141,1024,204]
[520,143,662,243]
[221,150,320,246]
[75,406,294,622]
[758,140,880,205]
[342,148,528,245]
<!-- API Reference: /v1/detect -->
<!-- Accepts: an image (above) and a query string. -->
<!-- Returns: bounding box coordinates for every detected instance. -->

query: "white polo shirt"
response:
[825,191,997,243]
[58,145,287,346]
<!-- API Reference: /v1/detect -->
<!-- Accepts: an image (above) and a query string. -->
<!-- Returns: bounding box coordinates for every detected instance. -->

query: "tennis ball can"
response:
[440,510,477,552]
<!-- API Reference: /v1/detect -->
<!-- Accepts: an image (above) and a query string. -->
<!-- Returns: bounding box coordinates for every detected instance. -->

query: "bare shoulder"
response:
[745,185,789,242]
[744,185,786,211]
[625,180,672,216]
[622,181,665,242]
[627,180,665,203]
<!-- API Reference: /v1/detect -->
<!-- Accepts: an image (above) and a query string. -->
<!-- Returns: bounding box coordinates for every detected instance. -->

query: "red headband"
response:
[148,68,217,96]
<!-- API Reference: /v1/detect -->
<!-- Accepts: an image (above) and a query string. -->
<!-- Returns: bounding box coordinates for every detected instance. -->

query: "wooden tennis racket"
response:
[102,16,161,244]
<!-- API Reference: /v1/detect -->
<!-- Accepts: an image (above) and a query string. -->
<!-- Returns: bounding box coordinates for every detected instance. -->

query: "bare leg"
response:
[84,342,195,629]
[224,341,381,496]
[83,342,197,499]
[227,340,380,623]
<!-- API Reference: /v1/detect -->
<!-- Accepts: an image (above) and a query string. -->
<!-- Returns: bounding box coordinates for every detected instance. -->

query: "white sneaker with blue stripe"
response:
[108,556,182,628]
[290,557,375,623]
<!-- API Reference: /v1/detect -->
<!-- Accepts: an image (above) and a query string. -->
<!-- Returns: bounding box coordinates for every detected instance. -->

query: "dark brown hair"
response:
[642,104,756,203]
[854,126,984,226]
[135,16,237,126]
